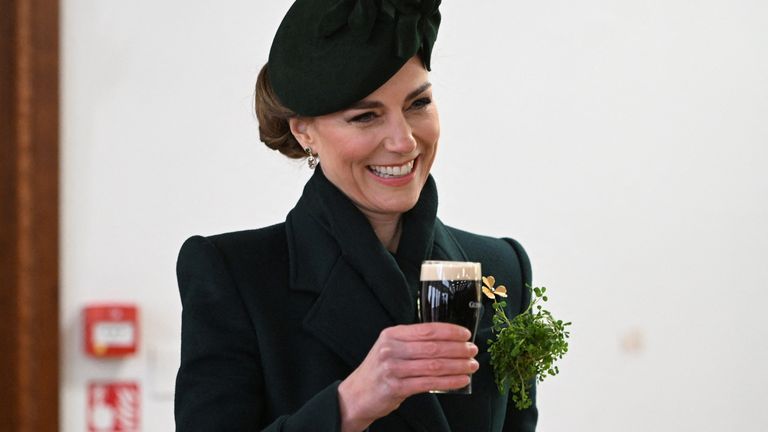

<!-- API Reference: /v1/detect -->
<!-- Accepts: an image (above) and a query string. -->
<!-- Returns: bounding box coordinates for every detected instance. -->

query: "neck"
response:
[359,209,403,253]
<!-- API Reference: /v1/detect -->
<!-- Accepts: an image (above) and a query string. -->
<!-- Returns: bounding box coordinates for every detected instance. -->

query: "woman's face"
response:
[292,56,440,219]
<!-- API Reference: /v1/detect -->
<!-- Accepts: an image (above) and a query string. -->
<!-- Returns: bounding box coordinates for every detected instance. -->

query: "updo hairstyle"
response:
[254,64,305,159]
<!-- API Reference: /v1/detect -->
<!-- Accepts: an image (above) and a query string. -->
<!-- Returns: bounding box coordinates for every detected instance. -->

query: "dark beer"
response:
[419,261,482,394]
[419,279,482,335]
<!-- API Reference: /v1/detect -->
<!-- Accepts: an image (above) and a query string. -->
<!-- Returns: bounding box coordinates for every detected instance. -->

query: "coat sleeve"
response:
[175,235,343,431]
[501,238,539,432]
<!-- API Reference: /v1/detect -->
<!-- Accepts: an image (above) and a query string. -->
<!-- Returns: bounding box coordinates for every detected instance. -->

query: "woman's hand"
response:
[337,323,479,432]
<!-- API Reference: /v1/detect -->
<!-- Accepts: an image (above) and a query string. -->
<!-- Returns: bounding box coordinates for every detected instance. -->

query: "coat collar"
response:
[287,166,445,321]
[285,167,469,431]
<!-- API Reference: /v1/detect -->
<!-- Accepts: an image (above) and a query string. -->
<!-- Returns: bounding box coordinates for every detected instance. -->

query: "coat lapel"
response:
[287,168,457,432]
[301,256,395,366]
[431,219,469,262]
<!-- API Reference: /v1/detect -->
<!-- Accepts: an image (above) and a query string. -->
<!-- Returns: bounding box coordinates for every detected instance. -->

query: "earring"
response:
[305,147,318,169]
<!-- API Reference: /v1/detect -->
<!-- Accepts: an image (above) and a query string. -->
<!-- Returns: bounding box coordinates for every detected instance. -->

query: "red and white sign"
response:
[84,304,139,357]
[87,381,140,432]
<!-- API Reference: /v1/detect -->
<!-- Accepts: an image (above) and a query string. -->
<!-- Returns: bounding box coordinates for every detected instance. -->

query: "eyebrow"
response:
[348,82,432,110]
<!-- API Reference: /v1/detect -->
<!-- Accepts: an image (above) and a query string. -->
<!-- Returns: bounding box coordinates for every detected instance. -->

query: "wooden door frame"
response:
[0,0,60,430]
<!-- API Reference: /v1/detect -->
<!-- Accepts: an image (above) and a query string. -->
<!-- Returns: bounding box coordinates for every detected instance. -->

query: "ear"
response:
[288,117,314,149]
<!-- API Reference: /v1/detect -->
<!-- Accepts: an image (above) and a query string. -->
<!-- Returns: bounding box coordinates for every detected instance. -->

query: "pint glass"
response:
[419,260,482,394]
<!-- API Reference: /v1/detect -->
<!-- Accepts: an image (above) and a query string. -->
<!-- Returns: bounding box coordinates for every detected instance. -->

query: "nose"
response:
[383,113,417,154]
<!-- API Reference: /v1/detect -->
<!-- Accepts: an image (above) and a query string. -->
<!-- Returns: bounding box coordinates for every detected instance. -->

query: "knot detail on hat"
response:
[318,0,441,69]
[319,0,378,39]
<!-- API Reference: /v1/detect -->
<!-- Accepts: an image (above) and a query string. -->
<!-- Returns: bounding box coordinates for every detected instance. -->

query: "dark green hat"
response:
[268,0,442,116]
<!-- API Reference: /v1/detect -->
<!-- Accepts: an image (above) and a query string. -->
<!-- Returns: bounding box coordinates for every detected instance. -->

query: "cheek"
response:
[415,107,439,133]
[339,138,377,167]
[316,130,376,170]
[417,116,440,149]
[432,115,440,142]
[418,117,440,173]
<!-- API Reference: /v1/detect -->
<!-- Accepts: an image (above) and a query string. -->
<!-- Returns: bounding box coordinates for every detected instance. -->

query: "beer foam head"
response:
[420,261,481,281]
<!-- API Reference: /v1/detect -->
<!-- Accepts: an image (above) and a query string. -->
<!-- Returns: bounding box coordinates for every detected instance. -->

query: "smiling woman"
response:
[288,57,439,251]
[174,1,537,431]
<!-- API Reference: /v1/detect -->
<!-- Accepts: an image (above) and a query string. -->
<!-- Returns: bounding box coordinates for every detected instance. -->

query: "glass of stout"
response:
[419,260,482,394]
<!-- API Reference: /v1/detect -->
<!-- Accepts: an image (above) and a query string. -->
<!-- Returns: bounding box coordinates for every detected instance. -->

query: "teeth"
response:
[369,160,414,178]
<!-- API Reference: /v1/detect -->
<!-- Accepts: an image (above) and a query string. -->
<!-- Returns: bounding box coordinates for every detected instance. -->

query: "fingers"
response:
[385,323,471,342]
[377,324,478,360]
[385,358,479,379]
[392,340,478,360]
[385,374,473,399]
[337,323,480,425]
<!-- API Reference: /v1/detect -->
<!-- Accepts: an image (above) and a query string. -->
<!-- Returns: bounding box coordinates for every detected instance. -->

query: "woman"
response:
[175,1,538,431]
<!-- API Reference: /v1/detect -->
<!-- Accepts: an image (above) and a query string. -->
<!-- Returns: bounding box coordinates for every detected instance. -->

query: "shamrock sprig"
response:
[483,276,571,410]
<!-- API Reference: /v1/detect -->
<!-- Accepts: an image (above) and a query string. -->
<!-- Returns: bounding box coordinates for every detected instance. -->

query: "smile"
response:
[367,159,415,178]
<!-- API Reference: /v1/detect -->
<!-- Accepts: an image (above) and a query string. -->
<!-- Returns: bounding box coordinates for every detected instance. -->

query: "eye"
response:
[348,111,378,123]
[410,97,432,110]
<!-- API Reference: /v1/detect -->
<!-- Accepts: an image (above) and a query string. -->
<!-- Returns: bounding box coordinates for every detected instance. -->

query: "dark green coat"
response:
[175,168,538,431]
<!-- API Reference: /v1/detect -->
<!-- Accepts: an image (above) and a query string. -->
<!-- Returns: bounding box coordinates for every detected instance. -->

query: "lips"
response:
[367,159,415,178]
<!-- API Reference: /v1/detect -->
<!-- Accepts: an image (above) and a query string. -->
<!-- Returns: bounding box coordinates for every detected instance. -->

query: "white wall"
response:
[62,1,768,431]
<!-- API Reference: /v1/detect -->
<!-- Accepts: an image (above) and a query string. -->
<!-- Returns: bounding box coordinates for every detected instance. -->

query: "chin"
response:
[359,171,429,215]
[376,192,422,215]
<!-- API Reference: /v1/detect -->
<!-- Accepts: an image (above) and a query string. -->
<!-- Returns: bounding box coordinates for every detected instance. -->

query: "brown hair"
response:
[254,64,305,159]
